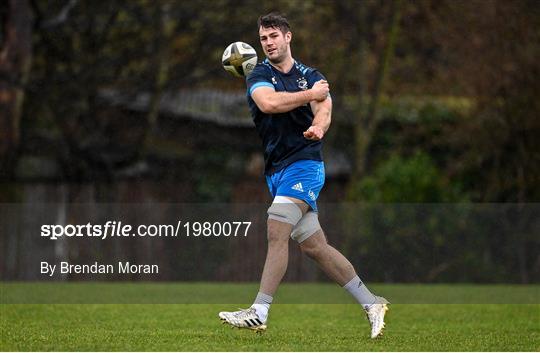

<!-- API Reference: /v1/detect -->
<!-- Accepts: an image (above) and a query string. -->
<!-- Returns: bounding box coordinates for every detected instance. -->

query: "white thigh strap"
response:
[267,197,303,226]
[291,211,321,243]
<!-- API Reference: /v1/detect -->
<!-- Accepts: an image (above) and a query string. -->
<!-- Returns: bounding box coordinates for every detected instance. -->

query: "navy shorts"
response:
[265,160,325,212]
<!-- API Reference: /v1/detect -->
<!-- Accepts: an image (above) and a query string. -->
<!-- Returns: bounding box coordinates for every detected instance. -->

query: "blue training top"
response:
[246,58,326,175]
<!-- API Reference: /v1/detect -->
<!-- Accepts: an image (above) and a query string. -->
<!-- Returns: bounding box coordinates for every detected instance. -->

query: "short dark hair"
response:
[257,12,291,34]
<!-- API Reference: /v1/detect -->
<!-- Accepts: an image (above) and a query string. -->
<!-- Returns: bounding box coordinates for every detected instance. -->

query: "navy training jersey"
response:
[246,59,326,175]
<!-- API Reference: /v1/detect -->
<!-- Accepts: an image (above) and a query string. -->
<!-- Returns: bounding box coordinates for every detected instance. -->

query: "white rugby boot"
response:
[365,296,389,338]
[219,307,267,332]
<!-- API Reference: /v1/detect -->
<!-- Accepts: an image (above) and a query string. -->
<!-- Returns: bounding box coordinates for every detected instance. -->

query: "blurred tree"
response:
[144,2,174,144]
[0,0,33,178]
[432,0,540,202]
[2,0,536,204]
[27,0,159,178]
[348,151,463,203]
[354,0,402,178]
[430,0,540,281]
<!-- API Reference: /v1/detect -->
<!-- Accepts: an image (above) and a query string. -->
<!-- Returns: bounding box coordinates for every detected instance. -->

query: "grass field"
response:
[1,283,539,351]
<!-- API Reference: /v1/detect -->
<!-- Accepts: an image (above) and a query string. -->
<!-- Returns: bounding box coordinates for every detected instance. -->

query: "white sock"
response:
[343,275,377,310]
[251,291,273,322]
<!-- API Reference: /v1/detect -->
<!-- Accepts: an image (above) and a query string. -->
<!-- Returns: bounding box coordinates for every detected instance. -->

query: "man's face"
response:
[259,26,291,63]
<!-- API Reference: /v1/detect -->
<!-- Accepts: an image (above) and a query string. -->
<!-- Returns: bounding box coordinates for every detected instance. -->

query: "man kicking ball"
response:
[219,12,389,339]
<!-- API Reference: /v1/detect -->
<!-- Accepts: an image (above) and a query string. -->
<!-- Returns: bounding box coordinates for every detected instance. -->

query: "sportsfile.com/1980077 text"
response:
[40,221,252,240]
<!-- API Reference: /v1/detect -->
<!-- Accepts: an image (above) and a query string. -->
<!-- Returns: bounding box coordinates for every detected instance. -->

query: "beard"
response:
[266,45,288,64]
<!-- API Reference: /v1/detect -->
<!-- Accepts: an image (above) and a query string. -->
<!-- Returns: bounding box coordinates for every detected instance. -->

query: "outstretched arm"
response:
[251,80,329,114]
[304,96,332,141]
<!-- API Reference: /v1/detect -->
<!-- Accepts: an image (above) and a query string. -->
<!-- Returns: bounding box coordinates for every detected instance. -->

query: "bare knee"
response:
[299,231,328,260]
[301,243,326,260]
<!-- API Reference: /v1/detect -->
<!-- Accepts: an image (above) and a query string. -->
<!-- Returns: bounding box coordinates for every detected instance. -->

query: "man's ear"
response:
[285,31,292,44]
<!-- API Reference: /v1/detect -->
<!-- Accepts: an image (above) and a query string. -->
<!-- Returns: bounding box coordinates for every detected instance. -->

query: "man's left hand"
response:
[303,126,324,141]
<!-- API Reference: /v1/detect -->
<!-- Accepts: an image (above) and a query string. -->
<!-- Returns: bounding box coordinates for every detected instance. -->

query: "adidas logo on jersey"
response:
[291,183,304,192]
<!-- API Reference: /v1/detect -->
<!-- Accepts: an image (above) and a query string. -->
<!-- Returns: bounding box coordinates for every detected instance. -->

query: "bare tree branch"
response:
[41,0,78,29]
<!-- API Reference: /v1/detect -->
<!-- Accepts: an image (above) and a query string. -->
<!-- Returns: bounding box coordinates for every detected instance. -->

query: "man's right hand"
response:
[310,80,330,102]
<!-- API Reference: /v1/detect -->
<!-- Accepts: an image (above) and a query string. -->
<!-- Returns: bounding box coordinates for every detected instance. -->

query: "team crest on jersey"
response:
[297,77,308,90]
[271,77,277,85]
